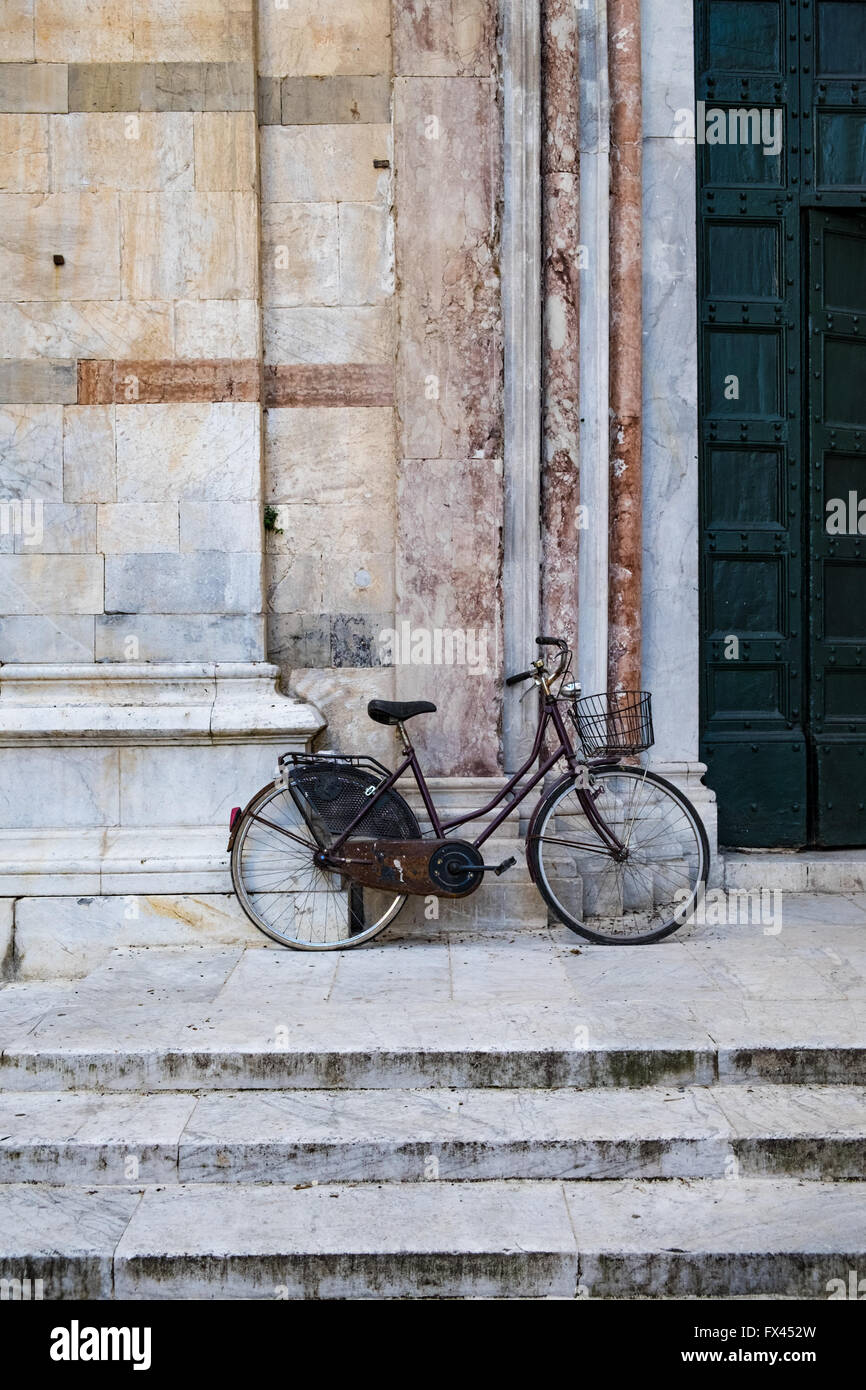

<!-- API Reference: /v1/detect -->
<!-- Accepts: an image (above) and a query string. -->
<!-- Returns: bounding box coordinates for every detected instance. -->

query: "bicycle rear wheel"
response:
[231,782,406,950]
[528,766,709,944]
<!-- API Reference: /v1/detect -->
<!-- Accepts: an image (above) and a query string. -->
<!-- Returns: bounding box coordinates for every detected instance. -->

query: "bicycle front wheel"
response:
[528,767,709,944]
[231,782,407,950]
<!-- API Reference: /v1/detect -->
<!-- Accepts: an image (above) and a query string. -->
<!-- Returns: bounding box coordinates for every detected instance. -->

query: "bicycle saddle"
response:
[367,699,437,726]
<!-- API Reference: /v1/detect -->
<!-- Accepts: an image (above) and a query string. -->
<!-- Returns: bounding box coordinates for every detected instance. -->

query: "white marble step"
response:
[2,1177,865,1299]
[724,850,866,895]
[3,929,866,1091]
[1,1085,864,1185]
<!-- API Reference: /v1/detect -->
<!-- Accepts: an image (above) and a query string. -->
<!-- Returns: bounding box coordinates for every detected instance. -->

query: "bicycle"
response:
[228,636,710,950]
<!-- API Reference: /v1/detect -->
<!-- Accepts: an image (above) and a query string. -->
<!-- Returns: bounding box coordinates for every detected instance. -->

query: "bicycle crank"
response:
[321,838,512,898]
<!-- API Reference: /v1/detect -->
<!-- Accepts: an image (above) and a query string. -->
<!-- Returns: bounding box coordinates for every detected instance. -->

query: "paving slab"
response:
[1,905,864,1089]
[0,1183,142,1298]
[0,1091,196,1183]
[113,1180,579,1299]
[2,1177,856,1300]
[566,1178,866,1299]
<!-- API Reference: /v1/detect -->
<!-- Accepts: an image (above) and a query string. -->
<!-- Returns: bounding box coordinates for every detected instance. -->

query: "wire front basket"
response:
[571,690,654,758]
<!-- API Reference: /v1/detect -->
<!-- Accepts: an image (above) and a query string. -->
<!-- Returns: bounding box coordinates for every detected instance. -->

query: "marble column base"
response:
[0,663,324,898]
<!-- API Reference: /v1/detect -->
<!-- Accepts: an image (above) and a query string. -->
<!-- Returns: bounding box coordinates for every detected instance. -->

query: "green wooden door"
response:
[696,0,866,846]
[808,209,866,844]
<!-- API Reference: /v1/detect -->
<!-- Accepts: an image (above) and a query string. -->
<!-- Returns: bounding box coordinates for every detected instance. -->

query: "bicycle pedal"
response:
[491,856,517,876]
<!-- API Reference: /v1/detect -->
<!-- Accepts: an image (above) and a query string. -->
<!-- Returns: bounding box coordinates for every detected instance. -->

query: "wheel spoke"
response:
[231,783,406,950]
[532,768,706,943]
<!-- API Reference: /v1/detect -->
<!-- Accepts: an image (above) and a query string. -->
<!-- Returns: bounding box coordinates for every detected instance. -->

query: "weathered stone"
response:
[51,111,194,191]
[264,406,394,504]
[266,612,330,669]
[0,747,117,830]
[104,552,260,614]
[279,75,391,125]
[0,62,68,113]
[0,301,172,362]
[0,360,77,404]
[96,503,179,554]
[164,59,255,110]
[395,457,503,775]
[131,0,253,65]
[1,0,36,62]
[74,359,113,405]
[13,502,96,553]
[262,203,339,307]
[12,896,258,977]
[264,307,392,365]
[95,613,263,661]
[174,299,258,359]
[260,123,390,202]
[0,404,64,500]
[257,0,392,78]
[394,78,502,459]
[541,0,578,174]
[120,191,257,299]
[35,0,135,63]
[179,500,260,553]
[286,665,395,762]
[393,0,496,77]
[0,190,120,300]
[0,614,95,661]
[338,202,392,304]
[68,61,255,112]
[257,74,281,125]
[115,402,259,502]
[0,114,49,191]
[193,111,255,190]
[541,165,580,646]
[0,553,103,613]
[67,61,147,112]
[264,363,394,407]
[62,405,116,503]
[267,501,393,614]
[77,359,259,405]
[266,611,390,669]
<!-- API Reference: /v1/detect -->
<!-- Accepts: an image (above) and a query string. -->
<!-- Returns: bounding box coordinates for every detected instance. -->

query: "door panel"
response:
[808,209,866,844]
[697,0,866,846]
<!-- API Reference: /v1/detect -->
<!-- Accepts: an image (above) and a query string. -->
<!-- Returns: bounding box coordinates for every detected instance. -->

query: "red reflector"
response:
[229,807,241,829]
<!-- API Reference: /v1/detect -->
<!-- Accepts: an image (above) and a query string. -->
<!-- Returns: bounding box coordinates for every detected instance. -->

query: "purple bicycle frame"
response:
[327,697,626,859]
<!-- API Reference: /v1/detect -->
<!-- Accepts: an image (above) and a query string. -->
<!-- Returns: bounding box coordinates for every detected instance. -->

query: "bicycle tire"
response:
[231,781,407,950]
[527,766,710,944]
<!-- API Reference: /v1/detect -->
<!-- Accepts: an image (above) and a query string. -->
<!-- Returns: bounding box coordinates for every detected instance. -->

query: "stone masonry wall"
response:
[0,0,265,665]
[0,1,505,778]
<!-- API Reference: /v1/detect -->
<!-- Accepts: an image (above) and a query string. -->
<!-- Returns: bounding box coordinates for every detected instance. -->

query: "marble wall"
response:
[0,1,265,664]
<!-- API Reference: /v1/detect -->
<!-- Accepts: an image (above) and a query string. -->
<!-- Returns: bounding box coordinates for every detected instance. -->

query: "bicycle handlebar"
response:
[507,636,572,688]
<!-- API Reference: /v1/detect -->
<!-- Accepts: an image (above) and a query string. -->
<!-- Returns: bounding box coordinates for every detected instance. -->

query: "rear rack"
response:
[278,751,392,778]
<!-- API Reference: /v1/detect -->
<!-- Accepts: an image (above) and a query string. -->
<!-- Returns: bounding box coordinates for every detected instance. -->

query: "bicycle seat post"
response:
[395,720,412,755]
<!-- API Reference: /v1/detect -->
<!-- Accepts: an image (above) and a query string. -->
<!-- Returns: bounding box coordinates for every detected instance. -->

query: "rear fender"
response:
[226,781,275,852]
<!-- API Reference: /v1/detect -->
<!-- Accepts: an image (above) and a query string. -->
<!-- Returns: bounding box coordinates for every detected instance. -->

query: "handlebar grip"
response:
[506,668,535,687]
[536,635,564,647]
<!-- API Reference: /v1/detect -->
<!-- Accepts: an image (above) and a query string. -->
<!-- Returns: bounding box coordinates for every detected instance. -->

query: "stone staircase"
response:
[1,910,865,1299]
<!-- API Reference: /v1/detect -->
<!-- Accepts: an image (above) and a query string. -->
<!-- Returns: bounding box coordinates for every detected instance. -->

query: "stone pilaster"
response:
[394,4,504,776]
